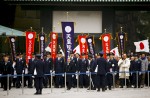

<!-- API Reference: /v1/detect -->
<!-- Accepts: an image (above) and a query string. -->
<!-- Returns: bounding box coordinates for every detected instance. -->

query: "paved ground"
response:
[0,87,150,98]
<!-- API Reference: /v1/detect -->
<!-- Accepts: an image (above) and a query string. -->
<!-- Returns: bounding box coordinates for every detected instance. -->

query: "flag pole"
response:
[66,12,69,21]
[121,27,123,33]
[41,27,44,34]
[104,29,107,33]
[30,27,33,32]
[11,29,14,36]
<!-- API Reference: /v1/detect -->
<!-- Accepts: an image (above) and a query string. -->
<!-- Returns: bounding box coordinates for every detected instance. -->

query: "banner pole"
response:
[66,12,69,21]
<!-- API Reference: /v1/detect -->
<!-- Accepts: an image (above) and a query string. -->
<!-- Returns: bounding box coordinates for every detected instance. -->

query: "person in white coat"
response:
[118,54,130,88]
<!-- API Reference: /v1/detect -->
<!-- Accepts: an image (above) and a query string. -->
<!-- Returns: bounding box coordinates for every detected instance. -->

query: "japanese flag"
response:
[73,45,80,54]
[45,42,52,52]
[110,47,120,56]
[134,39,149,52]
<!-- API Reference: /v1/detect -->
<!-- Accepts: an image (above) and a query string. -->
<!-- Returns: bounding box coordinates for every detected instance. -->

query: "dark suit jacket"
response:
[44,58,53,74]
[96,57,107,75]
[70,57,77,72]
[32,59,45,77]
[1,61,13,75]
[78,58,89,72]
[89,59,96,72]
[54,57,64,73]
[64,62,74,73]
[15,58,26,74]
[28,58,36,74]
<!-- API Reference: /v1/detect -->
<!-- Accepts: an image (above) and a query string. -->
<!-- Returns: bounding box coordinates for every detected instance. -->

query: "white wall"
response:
[53,11,102,33]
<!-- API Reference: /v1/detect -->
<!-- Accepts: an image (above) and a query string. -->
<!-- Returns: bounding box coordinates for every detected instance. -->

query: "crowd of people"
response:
[0,51,150,95]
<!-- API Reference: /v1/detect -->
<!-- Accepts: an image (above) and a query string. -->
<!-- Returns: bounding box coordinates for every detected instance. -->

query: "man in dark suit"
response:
[32,54,45,95]
[78,53,89,88]
[43,52,53,88]
[106,53,113,90]
[54,51,64,88]
[28,53,36,88]
[96,52,107,92]
[15,53,26,88]
[88,54,97,90]
[1,54,13,91]
[130,54,141,88]
[69,51,77,88]
[64,57,74,90]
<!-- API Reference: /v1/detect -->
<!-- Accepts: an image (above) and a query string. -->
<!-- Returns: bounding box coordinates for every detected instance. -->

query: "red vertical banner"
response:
[101,33,111,59]
[50,32,58,61]
[78,35,88,58]
[26,31,36,63]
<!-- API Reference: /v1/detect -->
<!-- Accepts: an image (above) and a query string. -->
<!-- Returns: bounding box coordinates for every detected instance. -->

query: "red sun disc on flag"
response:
[139,42,144,50]
[113,50,116,55]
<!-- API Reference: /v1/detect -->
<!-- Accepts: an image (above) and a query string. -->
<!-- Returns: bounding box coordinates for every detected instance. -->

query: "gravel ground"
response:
[0,87,150,98]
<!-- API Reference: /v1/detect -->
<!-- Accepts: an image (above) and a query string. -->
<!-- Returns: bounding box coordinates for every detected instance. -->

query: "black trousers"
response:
[106,73,113,88]
[66,75,72,89]
[35,77,43,91]
[16,75,21,88]
[89,74,96,89]
[96,74,106,90]
[12,78,17,87]
[2,77,11,90]
[24,75,29,86]
[120,78,129,87]
[79,74,89,87]
[55,75,63,87]
[43,75,51,87]
[72,74,77,87]
[28,76,33,87]
[132,73,140,87]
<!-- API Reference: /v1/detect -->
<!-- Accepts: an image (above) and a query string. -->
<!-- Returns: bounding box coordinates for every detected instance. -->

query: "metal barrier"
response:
[0,71,150,95]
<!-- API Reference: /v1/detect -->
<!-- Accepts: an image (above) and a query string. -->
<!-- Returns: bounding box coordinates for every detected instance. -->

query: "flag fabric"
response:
[116,32,127,55]
[78,35,88,56]
[110,47,120,56]
[45,42,52,52]
[86,36,95,58]
[59,45,65,57]
[39,33,45,59]
[62,22,74,61]
[73,45,80,54]
[134,39,149,52]
[100,33,111,58]
[26,31,36,63]
[50,32,58,61]
[9,36,16,61]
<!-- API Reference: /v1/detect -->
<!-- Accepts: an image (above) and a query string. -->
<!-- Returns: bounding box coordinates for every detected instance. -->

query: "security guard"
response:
[43,52,53,88]
[78,53,89,88]
[32,54,45,95]
[69,51,77,88]
[131,54,141,88]
[65,57,74,90]
[54,51,64,88]
[96,52,107,92]
[106,53,113,90]
[1,54,13,91]
[88,54,96,90]
[28,53,36,88]
[15,53,26,88]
